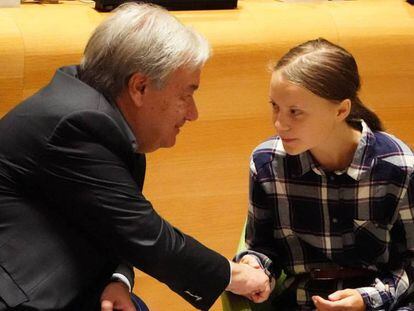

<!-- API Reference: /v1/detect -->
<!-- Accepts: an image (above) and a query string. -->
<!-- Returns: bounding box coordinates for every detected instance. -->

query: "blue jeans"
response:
[131,293,149,311]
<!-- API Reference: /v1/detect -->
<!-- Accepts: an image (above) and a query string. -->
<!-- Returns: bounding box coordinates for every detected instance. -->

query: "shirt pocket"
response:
[353,219,391,264]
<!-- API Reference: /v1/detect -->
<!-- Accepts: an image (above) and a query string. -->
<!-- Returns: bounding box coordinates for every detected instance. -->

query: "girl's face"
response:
[269,72,344,156]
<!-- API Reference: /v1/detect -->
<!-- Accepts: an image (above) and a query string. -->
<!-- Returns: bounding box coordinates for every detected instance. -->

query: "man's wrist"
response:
[227,260,233,289]
[226,261,234,291]
[225,261,250,293]
[226,261,240,292]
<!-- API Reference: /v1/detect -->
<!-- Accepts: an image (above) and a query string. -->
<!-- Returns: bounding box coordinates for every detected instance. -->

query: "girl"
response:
[237,38,414,311]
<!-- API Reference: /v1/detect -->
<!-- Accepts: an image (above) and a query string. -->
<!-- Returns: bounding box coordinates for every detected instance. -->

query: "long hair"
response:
[79,2,210,102]
[274,38,383,131]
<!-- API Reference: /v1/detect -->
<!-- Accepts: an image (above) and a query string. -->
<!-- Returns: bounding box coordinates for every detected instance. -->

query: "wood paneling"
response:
[0,1,413,309]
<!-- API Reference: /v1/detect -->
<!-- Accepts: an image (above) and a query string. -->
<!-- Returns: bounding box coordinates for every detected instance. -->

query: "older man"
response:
[0,3,270,310]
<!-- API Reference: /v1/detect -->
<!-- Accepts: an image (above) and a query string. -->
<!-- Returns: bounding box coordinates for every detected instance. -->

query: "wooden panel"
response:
[0,1,413,310]
[0,11,24,116]
[137,118,274,310]
[10,1,105,99]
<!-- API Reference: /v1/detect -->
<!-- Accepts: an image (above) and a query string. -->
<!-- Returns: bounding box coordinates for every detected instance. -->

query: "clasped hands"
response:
[227,255,366,311]
[226,255,272,303]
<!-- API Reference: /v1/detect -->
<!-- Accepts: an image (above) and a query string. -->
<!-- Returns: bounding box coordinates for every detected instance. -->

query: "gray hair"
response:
[79,2,210,102]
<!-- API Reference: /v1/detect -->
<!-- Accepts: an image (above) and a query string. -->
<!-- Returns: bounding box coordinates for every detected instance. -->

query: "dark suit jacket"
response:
[0,66,230,310]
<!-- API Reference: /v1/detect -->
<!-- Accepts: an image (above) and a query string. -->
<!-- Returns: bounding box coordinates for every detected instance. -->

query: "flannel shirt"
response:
[243,121,414,310]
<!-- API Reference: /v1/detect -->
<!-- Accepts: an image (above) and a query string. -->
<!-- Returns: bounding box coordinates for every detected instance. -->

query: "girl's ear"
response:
[336,98,352,122]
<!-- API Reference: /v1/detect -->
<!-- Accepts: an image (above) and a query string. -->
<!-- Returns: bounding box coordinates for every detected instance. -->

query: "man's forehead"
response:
[169,67,201,90]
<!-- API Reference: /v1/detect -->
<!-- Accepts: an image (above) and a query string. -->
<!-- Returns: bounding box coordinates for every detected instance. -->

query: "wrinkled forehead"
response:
[165,67,202,91]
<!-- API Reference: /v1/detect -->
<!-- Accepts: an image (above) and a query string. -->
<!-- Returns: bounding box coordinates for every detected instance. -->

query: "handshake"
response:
[225,255,272,303]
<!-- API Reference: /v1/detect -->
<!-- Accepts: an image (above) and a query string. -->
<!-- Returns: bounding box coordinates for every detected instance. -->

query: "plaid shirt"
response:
[243,121,414,310]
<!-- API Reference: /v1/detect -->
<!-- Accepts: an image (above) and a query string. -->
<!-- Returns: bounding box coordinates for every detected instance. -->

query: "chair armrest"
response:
[222,291,253,311]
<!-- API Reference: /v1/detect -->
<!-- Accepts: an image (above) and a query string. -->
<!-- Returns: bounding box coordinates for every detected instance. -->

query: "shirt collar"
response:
[277,120,376,180]
[345,120,376,180]
[112,104,138,152]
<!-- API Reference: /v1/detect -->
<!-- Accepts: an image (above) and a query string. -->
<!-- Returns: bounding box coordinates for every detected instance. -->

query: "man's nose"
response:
[186,99,198,121]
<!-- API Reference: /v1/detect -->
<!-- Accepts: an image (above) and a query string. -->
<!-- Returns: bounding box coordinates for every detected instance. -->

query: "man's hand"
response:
[312,289,366,311]
[226,261,271,303]
[100,281,136,311]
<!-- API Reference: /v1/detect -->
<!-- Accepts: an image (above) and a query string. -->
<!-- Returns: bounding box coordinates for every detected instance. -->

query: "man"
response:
[0,3,270,310]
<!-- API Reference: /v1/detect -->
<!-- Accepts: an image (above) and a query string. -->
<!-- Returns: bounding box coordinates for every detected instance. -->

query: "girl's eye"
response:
[270,101,278,110]
[290,109,302,116]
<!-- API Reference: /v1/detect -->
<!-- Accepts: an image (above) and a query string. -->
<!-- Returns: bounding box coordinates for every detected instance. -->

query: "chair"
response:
[221,223,286,311]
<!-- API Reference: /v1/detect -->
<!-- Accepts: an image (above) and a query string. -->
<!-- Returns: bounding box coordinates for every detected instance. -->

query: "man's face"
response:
[133,67,201,153]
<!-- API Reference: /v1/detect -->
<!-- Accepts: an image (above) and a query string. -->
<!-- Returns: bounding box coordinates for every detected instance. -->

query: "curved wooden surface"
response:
[0,1,413,309]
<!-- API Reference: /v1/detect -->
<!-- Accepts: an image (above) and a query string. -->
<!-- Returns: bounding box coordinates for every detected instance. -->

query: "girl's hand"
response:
[312,289,365,311]
[239,255,261,269]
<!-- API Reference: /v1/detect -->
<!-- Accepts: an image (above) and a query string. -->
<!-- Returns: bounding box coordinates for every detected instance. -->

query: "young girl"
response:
[237,38,414,310]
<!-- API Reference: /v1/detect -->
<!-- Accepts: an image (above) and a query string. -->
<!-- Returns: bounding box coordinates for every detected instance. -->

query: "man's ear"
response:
[127,72,148,108]
[336,98,352,121]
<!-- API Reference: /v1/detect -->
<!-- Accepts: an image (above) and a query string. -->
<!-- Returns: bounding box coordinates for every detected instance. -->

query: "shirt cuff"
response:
[111,273,132,292]
[227,260,232,288]
[356,287,388,311]
[234,250,275,277]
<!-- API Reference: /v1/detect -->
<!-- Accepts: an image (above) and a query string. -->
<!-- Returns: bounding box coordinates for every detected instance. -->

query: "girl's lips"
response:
[281,138,297,143]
